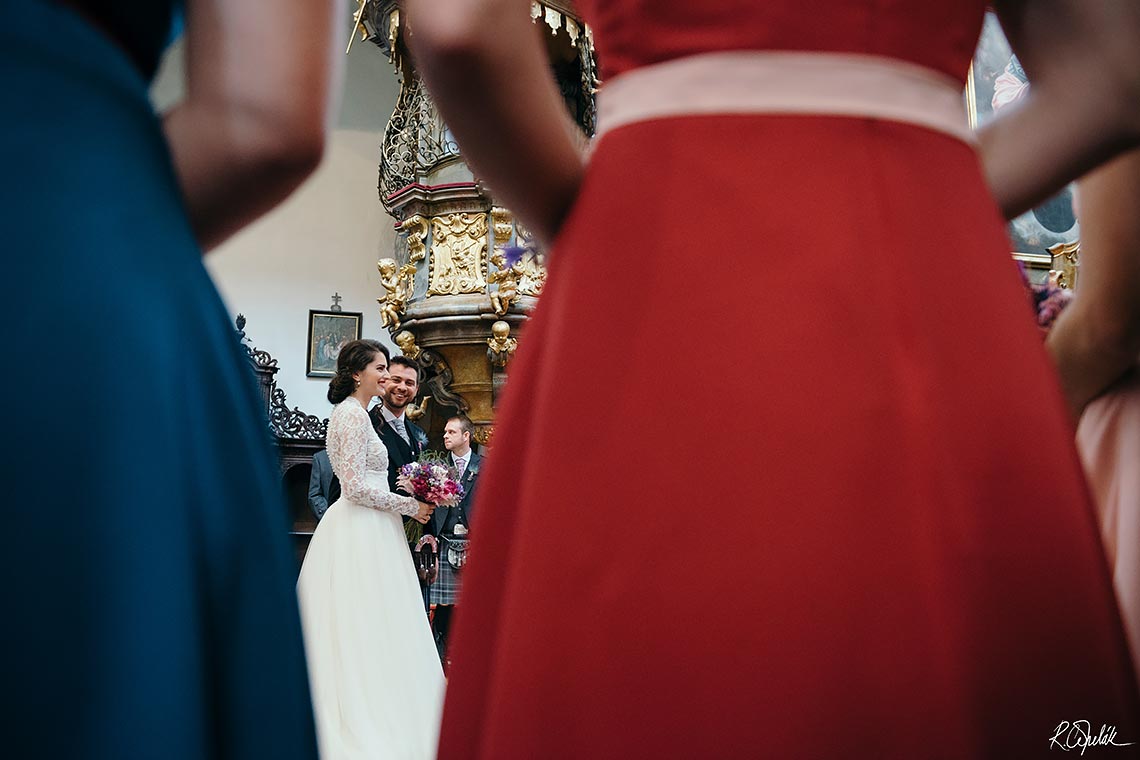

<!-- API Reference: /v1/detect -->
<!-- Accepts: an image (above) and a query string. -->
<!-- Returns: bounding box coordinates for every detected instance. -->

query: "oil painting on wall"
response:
[307,310,363,377]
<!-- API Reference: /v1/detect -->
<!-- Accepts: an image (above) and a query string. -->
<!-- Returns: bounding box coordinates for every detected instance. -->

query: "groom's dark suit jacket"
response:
[368,406,428,495]
[370,406,433,605]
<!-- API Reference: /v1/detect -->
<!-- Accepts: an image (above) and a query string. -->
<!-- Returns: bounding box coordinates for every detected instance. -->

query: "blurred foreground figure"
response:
[405,0,1140,756]
[2,0,341,757]
[1048,150,1140,688]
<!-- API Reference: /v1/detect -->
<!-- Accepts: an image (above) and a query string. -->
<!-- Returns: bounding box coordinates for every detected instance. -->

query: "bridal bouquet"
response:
[397,452,465,507]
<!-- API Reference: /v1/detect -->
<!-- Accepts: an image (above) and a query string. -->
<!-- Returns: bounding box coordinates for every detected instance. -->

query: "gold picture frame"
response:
[306,310,363,378]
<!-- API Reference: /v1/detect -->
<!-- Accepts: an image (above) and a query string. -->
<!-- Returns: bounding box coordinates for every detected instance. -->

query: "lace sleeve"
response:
[327,404,419,517]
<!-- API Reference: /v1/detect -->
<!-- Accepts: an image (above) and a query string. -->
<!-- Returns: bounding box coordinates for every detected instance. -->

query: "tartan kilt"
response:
[429,542,462,606]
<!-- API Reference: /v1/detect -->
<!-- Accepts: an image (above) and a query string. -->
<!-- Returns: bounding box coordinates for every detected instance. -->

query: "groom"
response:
[370,355,429,495]
[370,355,433,612]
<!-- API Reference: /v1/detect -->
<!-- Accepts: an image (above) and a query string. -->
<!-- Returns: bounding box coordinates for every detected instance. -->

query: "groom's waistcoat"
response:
[368,406,427,494]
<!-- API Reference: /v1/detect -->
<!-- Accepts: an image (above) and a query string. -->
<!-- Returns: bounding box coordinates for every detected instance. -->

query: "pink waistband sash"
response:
[595,51,974,143]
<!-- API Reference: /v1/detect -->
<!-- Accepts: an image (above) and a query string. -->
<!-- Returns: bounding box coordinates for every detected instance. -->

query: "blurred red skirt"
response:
[438,111,1140,757]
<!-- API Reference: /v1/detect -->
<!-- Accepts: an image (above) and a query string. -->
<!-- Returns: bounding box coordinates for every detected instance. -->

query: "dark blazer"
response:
[307,448,340,520]
[430,451,481,537]
[368,406,428,494]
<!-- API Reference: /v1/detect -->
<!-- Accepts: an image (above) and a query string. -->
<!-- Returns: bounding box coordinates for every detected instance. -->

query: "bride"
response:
[297,339,445,759]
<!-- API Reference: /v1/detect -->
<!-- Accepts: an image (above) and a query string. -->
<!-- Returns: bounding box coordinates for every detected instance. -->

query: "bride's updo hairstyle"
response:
[327,339,390,403]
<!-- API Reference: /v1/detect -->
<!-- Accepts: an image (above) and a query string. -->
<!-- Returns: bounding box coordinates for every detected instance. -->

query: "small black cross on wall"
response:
[330,293,343,312]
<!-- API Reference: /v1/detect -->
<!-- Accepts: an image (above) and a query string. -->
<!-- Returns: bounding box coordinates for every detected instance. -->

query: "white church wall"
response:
[204,128,396,418]
[151,30,402,419]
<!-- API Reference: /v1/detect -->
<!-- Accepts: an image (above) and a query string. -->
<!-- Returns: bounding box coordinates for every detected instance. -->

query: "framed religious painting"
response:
[306,310,363,377]
[966,10,1079,284]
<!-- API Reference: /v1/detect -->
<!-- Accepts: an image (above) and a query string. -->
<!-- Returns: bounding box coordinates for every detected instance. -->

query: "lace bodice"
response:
[326,400,419,517]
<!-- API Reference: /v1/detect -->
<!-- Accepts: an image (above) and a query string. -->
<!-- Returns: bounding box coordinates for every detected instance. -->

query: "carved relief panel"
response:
[428,213,489,296]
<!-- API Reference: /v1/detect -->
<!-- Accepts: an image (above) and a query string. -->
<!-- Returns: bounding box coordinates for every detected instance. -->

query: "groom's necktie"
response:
[391,416,410,446]
[455,457,467,479]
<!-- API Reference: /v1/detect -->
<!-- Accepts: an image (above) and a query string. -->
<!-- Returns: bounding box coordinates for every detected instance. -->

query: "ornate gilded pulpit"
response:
[353,0,598,446]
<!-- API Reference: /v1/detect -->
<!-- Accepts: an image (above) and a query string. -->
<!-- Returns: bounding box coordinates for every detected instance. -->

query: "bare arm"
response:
[402,0,585,248]
[1046,150,1140,419]
[164,0,345,251]
[979,0,1140,219]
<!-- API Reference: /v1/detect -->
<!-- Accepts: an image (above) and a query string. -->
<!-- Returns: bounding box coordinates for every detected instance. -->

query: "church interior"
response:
[151,1,1082,566]
[9,0,1138,756]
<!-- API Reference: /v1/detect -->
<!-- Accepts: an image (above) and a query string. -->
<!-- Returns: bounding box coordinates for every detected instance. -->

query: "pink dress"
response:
[1078,364,1140,687]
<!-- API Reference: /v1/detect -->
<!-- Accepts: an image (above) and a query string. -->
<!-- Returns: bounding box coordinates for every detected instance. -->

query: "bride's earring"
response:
[354,378,361,388]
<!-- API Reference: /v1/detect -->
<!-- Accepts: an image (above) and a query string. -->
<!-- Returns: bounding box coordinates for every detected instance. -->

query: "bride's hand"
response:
[413,501,435,524]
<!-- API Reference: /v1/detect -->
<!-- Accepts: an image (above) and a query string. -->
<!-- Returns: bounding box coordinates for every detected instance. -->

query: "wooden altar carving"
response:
[238,315,329,564]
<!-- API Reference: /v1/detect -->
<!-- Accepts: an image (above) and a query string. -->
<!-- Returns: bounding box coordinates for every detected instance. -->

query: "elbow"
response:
[405,1,501,63]
[1110,33,1140,141]
[1110,313,1140,358]
[269,126,325,181]
[1089,37,1140,144]
[1087,306,1140,363]
[1101,67,1140,145]
[1122,79,1140,144]
[241,114,326,190]
[212,100,327,193]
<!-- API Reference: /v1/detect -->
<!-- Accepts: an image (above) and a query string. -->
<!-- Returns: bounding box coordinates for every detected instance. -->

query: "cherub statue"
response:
[377,257,416,331]
[487,249,524,316]
[405,394,431,422]
[393,330,423,360]
[487,320,518,368]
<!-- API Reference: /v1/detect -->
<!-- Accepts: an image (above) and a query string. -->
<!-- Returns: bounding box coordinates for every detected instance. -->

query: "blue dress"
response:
[1,2,318,757]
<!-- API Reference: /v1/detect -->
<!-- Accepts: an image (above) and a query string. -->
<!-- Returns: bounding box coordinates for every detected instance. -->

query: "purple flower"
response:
[502,246,527,267]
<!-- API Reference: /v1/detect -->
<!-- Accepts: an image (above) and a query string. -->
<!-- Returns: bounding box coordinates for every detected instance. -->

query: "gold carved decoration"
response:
[566,17,580,43]
[1048,240,1080,290]
[518,254,547,297]
[508,220,548,297]
[401,214,429,264]
[405,395,431,422]
[346,0,367,53]
[377,257,417,331]
[393,330,423,360]
[544,6,562,34]
[490,207,514,244]
[473,425,495,447]
[428,213,489,296]
[488,250,524,316]
[487,321,518,368]
[387,7,400,55]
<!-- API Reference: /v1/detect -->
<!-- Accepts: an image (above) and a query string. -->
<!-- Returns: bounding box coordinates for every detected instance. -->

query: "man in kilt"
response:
[429,415,481,664]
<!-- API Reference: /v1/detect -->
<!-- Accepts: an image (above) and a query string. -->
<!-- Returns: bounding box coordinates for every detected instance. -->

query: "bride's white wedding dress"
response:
[297,398,444,760]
